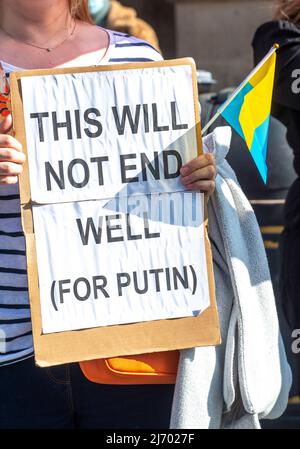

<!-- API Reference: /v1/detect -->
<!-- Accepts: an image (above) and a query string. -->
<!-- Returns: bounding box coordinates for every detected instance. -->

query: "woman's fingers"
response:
[0,114,13,134]
[184,180,215,196]
[0,175,19,184]
[180,164,215,186]
[0,145,25,178]
[180,153,215,177]
[0,147,25,163]
[180,153,216,196]
[0,127,25,185]
[0,133,23,152]
[0,160,24,176]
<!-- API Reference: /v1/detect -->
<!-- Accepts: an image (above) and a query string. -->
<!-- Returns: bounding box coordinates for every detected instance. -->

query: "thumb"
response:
[0,113,12,134]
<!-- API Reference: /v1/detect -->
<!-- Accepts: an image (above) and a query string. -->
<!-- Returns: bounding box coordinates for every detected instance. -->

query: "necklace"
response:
[0,20,76,52]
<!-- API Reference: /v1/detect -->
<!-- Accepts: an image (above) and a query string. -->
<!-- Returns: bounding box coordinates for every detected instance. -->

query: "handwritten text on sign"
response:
[21,64,210,333]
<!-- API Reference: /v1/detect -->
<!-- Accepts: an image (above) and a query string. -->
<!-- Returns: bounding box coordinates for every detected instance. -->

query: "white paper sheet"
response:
[20,63,211,334]
[33,192,209,333]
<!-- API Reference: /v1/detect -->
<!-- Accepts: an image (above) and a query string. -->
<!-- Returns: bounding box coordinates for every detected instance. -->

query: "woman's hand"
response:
[0,115,25,185]
[180,153,216,196]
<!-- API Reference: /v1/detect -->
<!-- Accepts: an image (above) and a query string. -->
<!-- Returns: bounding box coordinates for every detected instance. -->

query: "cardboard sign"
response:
[10,58,221,367]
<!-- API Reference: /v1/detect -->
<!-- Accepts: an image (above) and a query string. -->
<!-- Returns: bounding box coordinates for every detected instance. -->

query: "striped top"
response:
[0,29,162,367]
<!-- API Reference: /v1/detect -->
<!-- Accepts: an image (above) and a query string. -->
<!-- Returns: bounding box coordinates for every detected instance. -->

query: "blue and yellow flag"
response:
[215,46,277,183]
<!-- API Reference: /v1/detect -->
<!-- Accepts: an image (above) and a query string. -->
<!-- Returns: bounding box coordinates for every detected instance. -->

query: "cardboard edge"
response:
[10,59,221,367]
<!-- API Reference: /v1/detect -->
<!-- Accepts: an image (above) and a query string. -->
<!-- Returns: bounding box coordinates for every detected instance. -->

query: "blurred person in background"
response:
[252,0,300,395]
[88,0,161,52]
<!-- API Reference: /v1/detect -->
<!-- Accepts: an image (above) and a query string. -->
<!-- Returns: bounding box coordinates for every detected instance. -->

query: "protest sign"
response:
[10,59,220,366]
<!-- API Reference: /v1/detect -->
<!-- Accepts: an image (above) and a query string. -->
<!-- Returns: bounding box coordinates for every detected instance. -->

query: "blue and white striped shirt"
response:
[0,29,162,366]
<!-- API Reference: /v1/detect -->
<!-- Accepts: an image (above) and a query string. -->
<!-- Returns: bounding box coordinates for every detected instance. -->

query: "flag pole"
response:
[201,44,279,136]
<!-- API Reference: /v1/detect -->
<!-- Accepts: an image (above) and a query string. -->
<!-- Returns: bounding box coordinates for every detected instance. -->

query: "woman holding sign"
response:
[0,0,216,429]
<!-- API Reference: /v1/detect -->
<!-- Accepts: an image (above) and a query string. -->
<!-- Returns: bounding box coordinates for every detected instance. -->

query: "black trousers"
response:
[0,357,174,429]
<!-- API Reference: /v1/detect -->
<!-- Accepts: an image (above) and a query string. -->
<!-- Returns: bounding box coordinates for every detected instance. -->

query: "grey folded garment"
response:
[170,127,292,429]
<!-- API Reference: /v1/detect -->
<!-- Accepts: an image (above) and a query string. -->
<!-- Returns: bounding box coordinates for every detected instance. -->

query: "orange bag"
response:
[80,350,179,385]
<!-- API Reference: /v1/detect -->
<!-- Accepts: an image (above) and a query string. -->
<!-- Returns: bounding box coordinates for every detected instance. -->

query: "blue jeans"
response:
[0,357,174,429]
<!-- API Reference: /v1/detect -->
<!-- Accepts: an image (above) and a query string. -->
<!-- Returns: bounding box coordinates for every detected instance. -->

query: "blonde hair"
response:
[275,0,300,24]
[69,0,93,23]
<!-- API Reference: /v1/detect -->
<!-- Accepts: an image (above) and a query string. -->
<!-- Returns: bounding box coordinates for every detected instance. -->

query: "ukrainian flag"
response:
[215,46,277,183]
